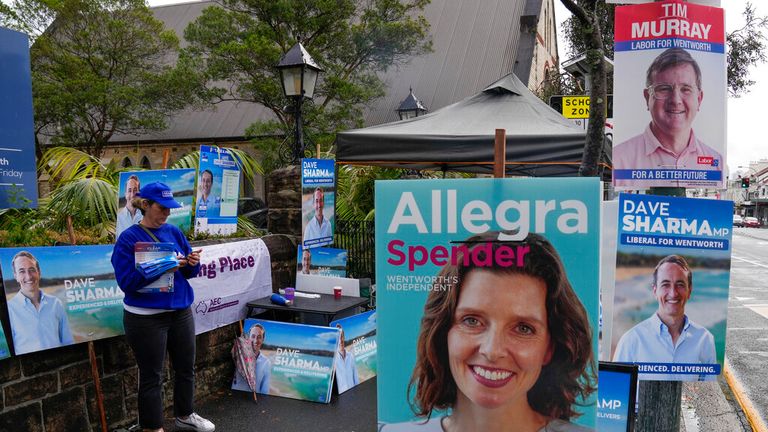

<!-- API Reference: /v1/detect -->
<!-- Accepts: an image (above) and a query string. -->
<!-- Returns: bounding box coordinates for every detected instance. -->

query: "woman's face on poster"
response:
[447,269,553,411]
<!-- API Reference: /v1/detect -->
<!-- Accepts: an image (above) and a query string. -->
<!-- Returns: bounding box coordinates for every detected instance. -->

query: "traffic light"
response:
[741,177,751,188]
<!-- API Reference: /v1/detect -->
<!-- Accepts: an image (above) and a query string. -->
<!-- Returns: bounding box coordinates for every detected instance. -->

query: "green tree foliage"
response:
[38,146,121,237]
[558,0,609,177]
[4,0,205,158]
[0,4,19,28]
[562,1,615,60]
[29,145,265,240]
[727,3,768,97]
[182,0,432,171]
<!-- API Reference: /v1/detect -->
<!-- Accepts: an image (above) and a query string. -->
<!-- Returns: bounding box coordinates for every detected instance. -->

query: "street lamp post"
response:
[277,40,323,163]
[396,87,427,120]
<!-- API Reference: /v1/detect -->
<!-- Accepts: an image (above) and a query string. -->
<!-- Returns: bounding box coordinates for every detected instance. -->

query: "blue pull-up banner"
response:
[0,27,38,209]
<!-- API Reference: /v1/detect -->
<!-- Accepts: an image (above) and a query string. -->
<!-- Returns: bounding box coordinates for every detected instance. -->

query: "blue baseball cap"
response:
[136,182,182,209]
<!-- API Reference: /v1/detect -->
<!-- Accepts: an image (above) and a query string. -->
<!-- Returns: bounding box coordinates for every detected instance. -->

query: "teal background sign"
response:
[0,27,39,209]
[375,178,601,428]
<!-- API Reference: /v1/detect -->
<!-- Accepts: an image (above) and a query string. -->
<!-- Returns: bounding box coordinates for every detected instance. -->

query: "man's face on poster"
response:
[644,63,703,140]
[313,190,324,220]
[125,178,140,210]
[302,250,311,274]
[200,172,213,197]
[652,262,692,321]
[13,255,41,298]
[250,326,265,353]
[337,327,346,351]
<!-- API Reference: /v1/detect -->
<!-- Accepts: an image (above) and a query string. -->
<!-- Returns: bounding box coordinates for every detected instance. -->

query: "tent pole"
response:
[494,129,506,178]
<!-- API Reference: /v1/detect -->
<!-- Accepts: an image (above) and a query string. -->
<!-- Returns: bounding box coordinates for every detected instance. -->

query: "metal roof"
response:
[111,0,541,144]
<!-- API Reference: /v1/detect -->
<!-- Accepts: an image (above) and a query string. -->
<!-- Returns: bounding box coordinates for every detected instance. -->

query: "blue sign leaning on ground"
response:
[0,27,39,208]
[232,319,339,403]
[330,310,378,394]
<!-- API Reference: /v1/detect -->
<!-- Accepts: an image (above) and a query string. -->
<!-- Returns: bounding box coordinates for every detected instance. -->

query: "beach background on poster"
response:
[0,245,122,353]
[300,158,335,248]
[232,319,339,403]
[117,169,195,233]
[331,310,378,385]
[375,178,601,427]
[297,246,347,277]
[610,194,732,367]
[0,325,10,359]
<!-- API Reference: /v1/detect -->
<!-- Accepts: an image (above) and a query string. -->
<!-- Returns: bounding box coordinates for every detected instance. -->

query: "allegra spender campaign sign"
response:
[611,194,732,381]
[612,1,726,189]
[376,178,600,430]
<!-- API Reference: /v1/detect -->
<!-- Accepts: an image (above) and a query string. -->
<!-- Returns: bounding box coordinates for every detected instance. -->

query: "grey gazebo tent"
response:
[336,73,611,177]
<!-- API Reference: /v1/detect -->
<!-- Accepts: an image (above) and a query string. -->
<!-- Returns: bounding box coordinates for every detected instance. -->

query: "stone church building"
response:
[98,0,560,200]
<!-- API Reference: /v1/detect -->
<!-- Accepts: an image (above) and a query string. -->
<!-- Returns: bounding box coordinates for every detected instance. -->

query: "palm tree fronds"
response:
[45,178,118,233]
[39,146,108,186]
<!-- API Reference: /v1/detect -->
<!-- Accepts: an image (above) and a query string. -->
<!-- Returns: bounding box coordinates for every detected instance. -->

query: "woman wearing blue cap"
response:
[111,182,214,432]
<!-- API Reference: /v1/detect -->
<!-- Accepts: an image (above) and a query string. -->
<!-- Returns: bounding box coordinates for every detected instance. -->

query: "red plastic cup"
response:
[333,286,342,299]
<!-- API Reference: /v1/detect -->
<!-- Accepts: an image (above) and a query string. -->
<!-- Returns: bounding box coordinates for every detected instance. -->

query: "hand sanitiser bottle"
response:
[270,293,292,306]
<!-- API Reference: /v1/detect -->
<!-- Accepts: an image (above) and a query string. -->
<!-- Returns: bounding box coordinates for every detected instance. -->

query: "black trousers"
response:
[123,307,196,429]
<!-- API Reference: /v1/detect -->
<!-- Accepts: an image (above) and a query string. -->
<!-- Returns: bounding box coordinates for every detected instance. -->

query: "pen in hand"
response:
[178,249,203,267]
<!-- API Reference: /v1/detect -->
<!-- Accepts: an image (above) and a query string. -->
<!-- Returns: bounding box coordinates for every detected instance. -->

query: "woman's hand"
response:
[184,249,202,267]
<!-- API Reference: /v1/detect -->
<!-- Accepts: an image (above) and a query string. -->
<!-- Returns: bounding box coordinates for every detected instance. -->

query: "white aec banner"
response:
[190,239,272,334]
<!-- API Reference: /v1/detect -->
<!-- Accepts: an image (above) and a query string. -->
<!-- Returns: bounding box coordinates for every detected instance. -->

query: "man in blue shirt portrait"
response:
[232,323,271,394]
[196,169,220,218]
[250,323,271,393]
[7,251,74,355]
[613,255,716,381]
[334,324,359,393]
[116,175,142,237]
[303,187,332,246]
